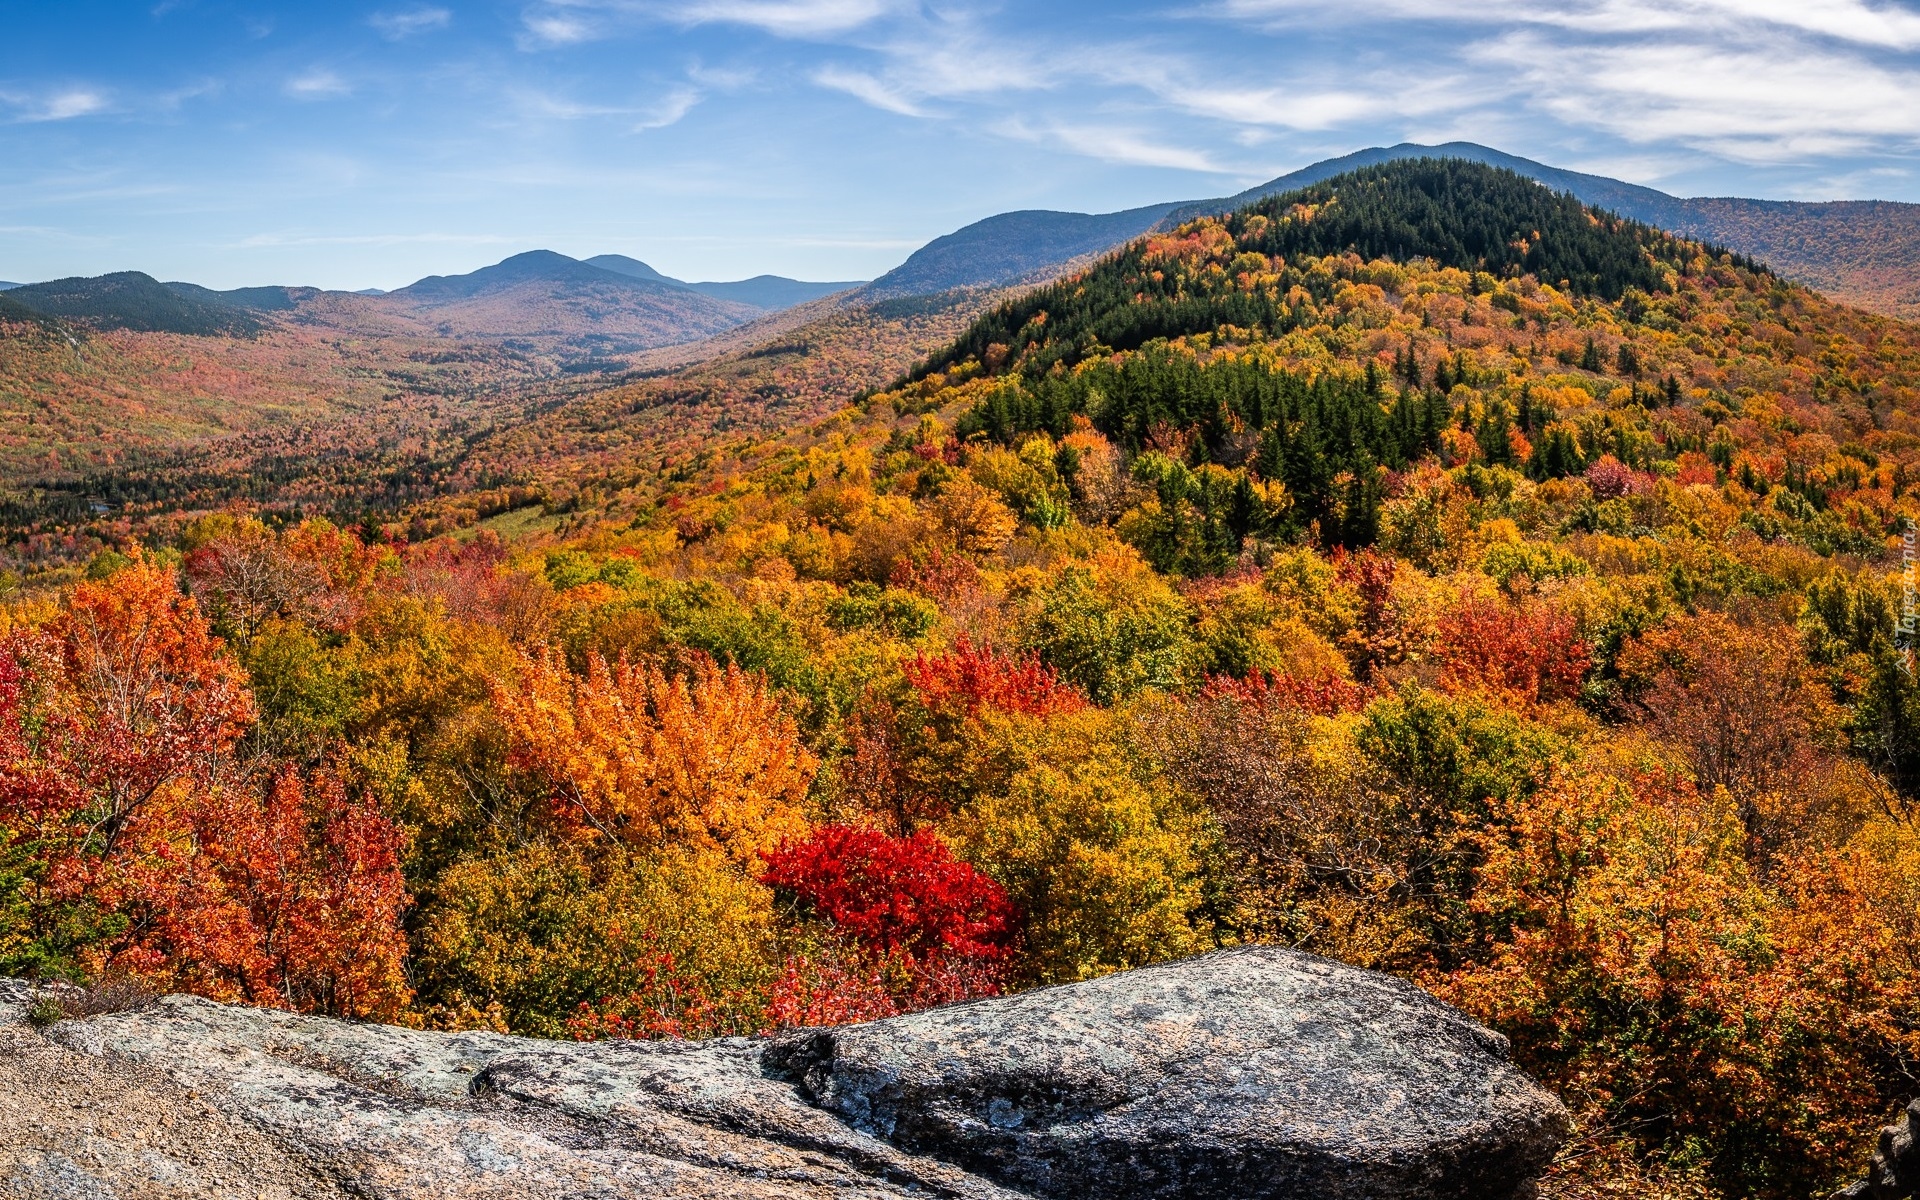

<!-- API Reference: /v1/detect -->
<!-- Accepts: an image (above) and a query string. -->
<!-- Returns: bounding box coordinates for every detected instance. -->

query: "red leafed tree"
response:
[1583,454,1646,500]
[762,824,1016,1021]
[183,522,366,641]
[1200,669,1372,716]
[1332,548,1408,680]
[904,637,1084,719]
[565,952,733,1041]
[119,769,412,1020]
[889,548,981,599]
[765,947,901,1029]
[0,559,409,1018]
[0,639,84,833]
[1432,597,1591,706]
[41,558,255,858]
[763,824,1016,963]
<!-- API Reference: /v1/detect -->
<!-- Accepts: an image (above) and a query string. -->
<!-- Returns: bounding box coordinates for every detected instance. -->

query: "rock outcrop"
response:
[1837,1099,1920,1198]
[1,946,1568,1200]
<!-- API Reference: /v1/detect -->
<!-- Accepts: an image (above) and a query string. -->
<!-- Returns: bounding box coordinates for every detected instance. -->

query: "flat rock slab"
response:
[3,946,1565,1200]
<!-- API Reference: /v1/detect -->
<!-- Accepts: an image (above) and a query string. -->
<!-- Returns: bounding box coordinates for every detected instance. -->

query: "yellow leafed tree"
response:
[495,651,814,865]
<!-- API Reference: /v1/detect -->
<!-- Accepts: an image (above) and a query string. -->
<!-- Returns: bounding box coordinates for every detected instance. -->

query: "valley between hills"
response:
[2,152,1919,1200]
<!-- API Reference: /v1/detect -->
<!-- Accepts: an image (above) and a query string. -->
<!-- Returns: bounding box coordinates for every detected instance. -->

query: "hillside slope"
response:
[587,161,1912,1197]
[871,143,1920,319]
[0,298,543,484]
[865,204,1184,298]
[6,272,265,337]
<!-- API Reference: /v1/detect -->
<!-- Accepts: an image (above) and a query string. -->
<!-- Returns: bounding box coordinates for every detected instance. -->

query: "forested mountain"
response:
[377,250,761,355]
[0,253,863,377]
[0,292,55,330]
[3,158,1919,1200]
[586,254,863,309]
[580,253,681,285]
[0,253,912,490]
[165,282,310,312]
[865,203,1184,298]
[6,272,265,337]
[688,275,863,309]
[874,142,1920,319]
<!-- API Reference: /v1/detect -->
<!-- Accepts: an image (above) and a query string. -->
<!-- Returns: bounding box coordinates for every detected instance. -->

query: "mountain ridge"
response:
[0,251,863,357]
[585,253,864,310]
[6,272,265,337]
[866,143,1920,319]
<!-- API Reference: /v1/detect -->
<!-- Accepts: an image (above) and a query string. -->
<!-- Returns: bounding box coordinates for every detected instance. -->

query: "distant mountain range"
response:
[378,250,758,351]
[866,142,1920,320]
[8,145,1919,349]
[584,255,862,310]
[8,272,266,337]
[0,252,868,353]
[856,206,1184,299]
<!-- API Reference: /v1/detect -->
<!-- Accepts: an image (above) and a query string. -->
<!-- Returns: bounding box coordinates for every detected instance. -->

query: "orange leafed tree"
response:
[1432,596,1590,707]
[42,557,256,858]
[0,558,410,1018]
[904,637,1086,719]
[117,769,412,1020]
[1437,767,1919,1196]
[1616,611,1841,857]
[495,651,815,864]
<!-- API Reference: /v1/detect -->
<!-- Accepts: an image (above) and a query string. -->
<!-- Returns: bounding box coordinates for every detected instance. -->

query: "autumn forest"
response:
[2,160,1919,1199]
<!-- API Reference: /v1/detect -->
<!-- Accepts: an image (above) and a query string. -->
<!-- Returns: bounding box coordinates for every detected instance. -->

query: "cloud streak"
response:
[1,88,110,122]
[518,0,902,45]
[370,7,453,39]
[812,65,930,116]
[1210,0,1920,166]
[285,70,351,100]
[1219,0,1920,49]
[998,118,1235,173]
[636,86,701,128]
[670,0,903,37]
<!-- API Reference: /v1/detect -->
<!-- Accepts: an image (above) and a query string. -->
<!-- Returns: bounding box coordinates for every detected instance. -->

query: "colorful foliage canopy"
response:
[3,160,1919,1200]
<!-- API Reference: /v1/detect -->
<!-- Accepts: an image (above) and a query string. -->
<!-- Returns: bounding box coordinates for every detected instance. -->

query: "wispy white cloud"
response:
[1472,30,1920,161]
[670,0,903,37]
[520,11,597,45]
[518,0,901,45]
[996,118,1235,173]
[511,89,633,119]
[1210,0,1920,166]
[687,62,758,90]
[811,65,930,116]
[508,83,705,128]
[636,86,701,129]
[1219,0,1920,49]
[156,78,222,111]
[370,7,453,39]
[1,88,110,122]
[38,90,109,120]
[285,70,351,100]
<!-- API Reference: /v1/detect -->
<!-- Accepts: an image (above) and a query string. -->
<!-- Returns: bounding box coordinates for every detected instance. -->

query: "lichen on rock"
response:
[1,946,1567,1199]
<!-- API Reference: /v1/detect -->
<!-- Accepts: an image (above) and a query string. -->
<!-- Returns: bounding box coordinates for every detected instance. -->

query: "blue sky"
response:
[3,0,1920,290]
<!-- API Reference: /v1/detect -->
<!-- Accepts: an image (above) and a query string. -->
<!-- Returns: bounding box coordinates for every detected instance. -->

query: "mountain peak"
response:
[5,270,264,336]
[394,251,661,300]
[584,254,680,285]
